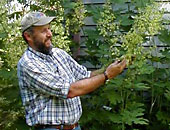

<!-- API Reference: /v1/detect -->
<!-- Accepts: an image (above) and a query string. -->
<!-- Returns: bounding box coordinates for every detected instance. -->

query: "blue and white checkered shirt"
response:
[17,47,91,126]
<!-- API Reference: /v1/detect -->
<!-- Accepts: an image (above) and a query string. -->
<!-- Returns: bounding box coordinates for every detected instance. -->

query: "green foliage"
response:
[0,69,26,130]
[65,0,87,34]
[158,28,170,45]
[121,103,148,125]
[80,0,170,130]
[0,0,27,128]
[0,1,26,69]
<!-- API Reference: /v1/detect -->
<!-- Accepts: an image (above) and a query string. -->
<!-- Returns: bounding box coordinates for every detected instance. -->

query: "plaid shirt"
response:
[17,47,91,126]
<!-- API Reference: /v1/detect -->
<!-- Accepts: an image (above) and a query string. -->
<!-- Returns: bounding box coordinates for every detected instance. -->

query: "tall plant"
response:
[80,1,167,130]
[0,0,27,129]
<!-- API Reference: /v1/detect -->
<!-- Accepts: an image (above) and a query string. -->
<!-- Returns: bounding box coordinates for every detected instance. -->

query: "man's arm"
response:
[67,59,126,98]
[90,66,106,77]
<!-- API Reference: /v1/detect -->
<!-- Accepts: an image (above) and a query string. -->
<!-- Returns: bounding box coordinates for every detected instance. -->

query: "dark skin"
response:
[23,24,126,98]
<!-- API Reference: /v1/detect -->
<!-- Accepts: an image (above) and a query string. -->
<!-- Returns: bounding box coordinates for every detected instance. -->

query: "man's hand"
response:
[105,59,126,79]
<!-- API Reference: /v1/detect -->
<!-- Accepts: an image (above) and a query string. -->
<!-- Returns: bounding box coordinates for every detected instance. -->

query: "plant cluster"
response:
[0,0,26,129]
[97,1,120,59]
[65,0,87,34]
[80,1,170,130]
[121,3,163,84]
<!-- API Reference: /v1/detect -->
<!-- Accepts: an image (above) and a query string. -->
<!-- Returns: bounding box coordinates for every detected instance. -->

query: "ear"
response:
[23,32,33,43]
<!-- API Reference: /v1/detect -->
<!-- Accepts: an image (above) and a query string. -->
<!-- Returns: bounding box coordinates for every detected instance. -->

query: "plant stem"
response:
[149,36,156,114]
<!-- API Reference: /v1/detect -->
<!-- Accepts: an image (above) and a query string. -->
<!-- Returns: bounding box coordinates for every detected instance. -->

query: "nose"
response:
[47,29,52,37]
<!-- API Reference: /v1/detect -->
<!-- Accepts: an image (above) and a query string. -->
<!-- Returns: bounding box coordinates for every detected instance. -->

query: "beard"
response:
[33,37,53,55]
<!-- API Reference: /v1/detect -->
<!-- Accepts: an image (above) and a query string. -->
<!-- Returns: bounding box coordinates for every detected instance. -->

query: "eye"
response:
[41,28,47,33]
[47,26,51,31]
[40,25,51,33]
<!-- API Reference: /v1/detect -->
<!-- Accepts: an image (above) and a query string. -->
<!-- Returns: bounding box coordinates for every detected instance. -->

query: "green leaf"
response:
[0,32,7,38]
[158,29,170,45]
[109,113,122,124]
[121,102,148,125]
[133,118,149,125]
[86,5,103,22]
[140,64,155,74]
[0,69,16,80]
[62,2,76,9]
[107,77,124,88]
[164,87,170,101]
[156,111,170,125]
[17,0,26,4]
[84,29,100,40]
[119,14,134,26]
[110,0,125,4]
[161,49,170,61]
[132,0,152,8]
[103,89,122,105]
[134,83,150,91]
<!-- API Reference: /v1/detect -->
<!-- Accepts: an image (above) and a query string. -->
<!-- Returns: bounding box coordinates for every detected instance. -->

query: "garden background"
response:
[0,0,170,130]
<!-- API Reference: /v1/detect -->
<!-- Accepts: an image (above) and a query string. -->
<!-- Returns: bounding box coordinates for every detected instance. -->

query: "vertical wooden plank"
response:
[72,33,81,60]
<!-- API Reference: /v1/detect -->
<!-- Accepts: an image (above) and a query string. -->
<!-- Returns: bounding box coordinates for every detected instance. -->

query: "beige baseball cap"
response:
[21,12,55,32]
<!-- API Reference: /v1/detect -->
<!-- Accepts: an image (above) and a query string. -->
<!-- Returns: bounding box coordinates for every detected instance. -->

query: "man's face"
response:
[31,24,53,54]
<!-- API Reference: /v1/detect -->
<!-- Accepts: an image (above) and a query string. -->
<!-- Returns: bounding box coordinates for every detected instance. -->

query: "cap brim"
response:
[33,17,56,26]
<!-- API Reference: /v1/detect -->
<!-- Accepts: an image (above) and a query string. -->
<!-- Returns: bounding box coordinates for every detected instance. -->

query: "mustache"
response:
[45,37,52,42]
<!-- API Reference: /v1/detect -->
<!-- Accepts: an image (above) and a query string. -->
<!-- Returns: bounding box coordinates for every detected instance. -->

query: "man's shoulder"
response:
[52,47,68,56]
[52,47,65,53]
[18,49,35,68]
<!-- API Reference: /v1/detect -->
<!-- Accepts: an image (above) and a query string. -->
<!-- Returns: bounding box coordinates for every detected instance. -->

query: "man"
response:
[17,12,126,130]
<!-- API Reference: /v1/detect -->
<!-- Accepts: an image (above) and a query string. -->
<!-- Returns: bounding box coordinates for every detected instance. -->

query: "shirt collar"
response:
[28,46,53,59]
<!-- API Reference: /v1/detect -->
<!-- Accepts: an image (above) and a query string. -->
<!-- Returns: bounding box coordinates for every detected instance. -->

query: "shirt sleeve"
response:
[21,61,70,99]
[64,51,91,81]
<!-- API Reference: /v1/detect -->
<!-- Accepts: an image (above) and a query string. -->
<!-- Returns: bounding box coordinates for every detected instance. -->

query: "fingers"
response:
[109,59,126,70]
[119,59,126,65]
[112,59,126,66]
[106,59,126,78]
[112,60,119,65]
[118,59,127,69]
